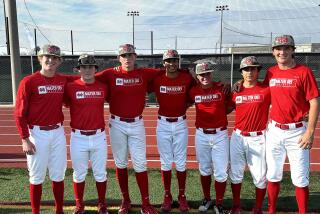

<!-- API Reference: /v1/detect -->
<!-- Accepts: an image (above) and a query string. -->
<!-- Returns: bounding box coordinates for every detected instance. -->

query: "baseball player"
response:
[264,35,319,213]
[95,44,162,214]
[189,61,230,214]
[151,49,193,212]
[64,54,108,214]
[229,56,270,214]
[15,45,68,214]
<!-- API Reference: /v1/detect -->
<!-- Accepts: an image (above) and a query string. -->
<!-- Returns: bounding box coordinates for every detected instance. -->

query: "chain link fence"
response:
[1,53,319,104]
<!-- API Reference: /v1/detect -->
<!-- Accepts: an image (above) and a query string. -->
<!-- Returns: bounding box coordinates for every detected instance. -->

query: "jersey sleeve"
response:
[14,78,31,139]
[65,74,80,82]
[63,83,71,108]
[95,69,111,83]
[144,68,165,83]
[302,67,320,101]
[189,87,196,103]
[229,92,236,109]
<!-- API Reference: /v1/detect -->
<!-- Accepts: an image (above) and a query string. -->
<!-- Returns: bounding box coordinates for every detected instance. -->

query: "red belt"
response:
[275,122,303,130]
[28,123,62,131]
[197,127,227,134]
[240,131,263,137]
[72,128,105,136]
[158,115,186,123]
[111,115,142,123]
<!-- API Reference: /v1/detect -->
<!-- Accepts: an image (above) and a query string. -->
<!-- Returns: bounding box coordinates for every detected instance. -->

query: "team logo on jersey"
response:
[194,93,221,103]
[235,94,264,104]
[160,86,185,94]
[76,91,104,99]
[269,78,297,87]
[115,77,143,86]
[38,85,64,94]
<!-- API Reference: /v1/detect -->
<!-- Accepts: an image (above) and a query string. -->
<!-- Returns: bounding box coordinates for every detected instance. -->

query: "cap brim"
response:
[163,57,179,61]
[38,53,61,58]
[118,52,137,56]
[239,65,262,72]
[196,70,214,75]
[272,44,295,48]
[77,64,98,68]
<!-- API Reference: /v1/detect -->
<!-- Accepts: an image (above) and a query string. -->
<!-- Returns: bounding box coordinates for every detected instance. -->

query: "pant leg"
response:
[27,127,50,185]
[172,120,188,172]
[109,120,129,169]
[195,129,213,176]
[266,123,286,182]
[70,132,90,183]
[128,120,147,172]
[229,131,246,184]
[48,126,67,182]
[284,125,310,187]
[246,134,267,189]
[90,131,108,182]
[212,130,229,183]
[156,119,174,171]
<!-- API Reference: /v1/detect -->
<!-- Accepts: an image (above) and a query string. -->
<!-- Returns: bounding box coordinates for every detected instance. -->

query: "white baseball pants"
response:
[70,130,107,183]
[109,117,147,172]
[229,130,267,189]
[266,121,309,187]
[156,117,188,171]
[195,128,229,182]
[27,125,67,185]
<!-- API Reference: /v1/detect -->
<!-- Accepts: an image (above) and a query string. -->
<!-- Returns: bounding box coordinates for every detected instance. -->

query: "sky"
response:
[1,0,320,54]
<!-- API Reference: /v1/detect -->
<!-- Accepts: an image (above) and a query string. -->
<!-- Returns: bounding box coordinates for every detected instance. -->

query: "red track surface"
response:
[0,106,319,171]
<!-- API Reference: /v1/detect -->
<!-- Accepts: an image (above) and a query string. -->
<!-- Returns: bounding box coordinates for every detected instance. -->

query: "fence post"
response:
[6,0,21,105]
[151,31,153,55]
[71,30,74,55]
[230,53,234,86]
[34,28,37,55]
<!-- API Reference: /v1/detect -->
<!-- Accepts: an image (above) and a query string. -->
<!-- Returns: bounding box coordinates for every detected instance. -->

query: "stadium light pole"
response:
[127,11,139,47]
[216,5,229,54]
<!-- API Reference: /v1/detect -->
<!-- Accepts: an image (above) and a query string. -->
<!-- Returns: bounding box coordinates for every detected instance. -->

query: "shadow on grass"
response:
[0,208,31,214]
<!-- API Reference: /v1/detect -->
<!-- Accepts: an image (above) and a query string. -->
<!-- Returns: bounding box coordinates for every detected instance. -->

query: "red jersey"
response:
[15,71,68,139]
[231,82,271,132]
[65,79,108,130]
[152,71,193,117]
[96,66,162,118]
[189,82,229,128]
[264,64,319,123]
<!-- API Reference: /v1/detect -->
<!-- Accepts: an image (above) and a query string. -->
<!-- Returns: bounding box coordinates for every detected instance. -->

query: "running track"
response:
[0,106,319,171]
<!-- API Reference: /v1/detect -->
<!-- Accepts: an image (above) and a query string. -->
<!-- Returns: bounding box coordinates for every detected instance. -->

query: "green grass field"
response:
[0,168,319,213]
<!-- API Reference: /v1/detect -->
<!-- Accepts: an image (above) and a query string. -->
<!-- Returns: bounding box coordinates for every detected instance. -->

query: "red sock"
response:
[255,187,266,209]
[116,168,130,201]
[176,170,187,196]
[73,181,85,208]
[96,181,107,205]
[295,186,309,214]
[215,181,226,205]
[30,184,42,214]
[231,183,241,207]
[161,170,172,195]
[135,171,150,206]
[52,181,64,213]
[200,175,211,200]
[267,181,280,213]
